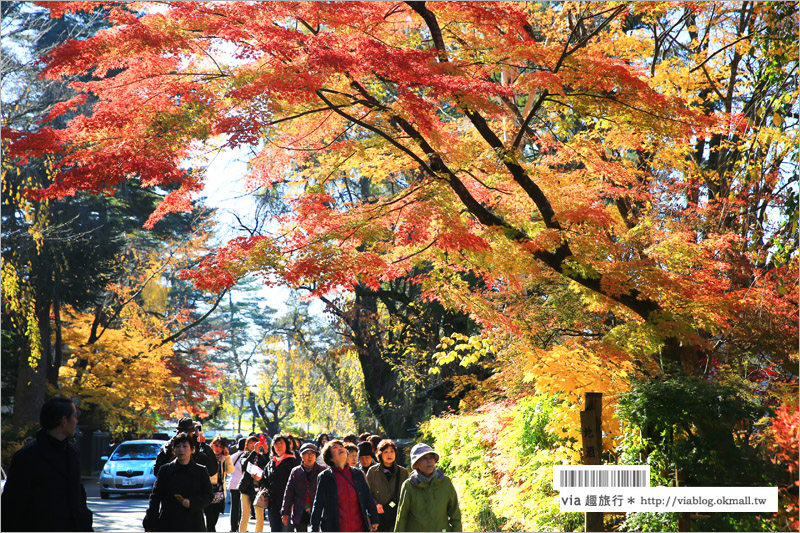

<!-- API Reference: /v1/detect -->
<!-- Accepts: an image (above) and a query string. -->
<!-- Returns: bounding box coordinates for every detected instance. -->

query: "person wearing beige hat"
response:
[394,443,461,532]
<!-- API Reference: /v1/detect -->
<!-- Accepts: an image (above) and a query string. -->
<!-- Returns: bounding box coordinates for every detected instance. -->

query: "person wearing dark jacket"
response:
[310,440,379,532]
[357,441,377,475]
[154,417,219,481]
[238,438,269,532]
[365,440,408,532]
[281,443,326,532]
[143,432,214,532]
[265,434,300,532]
[1,397,93,532]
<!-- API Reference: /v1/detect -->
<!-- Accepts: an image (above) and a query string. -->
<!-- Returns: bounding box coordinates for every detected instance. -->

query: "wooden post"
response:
[676,471,691,531]
[582,392,604,532]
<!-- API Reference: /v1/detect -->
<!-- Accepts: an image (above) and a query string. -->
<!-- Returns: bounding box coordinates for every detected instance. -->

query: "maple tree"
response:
[50,218,226,434]
[767,404,800,531]
[6,2,797,510]
[1,2,113,427]
[2,3,228,433]
[16,1,792,351]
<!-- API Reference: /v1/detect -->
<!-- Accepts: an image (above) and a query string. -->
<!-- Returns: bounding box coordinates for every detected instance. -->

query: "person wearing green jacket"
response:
[394,443,461,532]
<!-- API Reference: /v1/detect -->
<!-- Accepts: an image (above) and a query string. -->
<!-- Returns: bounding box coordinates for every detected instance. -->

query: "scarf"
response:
[273,453,293,467]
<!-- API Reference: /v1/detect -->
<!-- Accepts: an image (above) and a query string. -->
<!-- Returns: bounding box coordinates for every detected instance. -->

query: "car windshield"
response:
[111,443,161,460]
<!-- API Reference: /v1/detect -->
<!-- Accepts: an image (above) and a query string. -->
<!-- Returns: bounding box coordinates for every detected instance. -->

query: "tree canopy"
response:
[4,3,797,522]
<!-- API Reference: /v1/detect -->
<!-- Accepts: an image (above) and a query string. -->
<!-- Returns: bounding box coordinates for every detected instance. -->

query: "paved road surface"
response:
[84,476,150,532]
[84,476,247,532]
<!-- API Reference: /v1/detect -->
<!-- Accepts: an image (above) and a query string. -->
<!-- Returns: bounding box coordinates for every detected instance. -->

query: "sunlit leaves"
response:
[57,304,182,435]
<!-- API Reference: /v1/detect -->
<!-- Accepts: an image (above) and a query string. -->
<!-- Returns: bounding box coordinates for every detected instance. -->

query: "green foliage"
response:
[617,377,784,532]
[420,397,584,532]
[618,512,678,532]
[692,513,781,533]
[618,376,773,486]
[513,395,566,454]
[420,414,504,532]
[498,397,583,532]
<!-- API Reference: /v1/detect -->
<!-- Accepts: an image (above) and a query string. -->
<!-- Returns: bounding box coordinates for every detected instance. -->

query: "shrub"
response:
[420,396,583,532]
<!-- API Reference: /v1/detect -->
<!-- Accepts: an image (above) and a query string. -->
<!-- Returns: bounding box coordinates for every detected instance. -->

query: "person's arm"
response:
[393,482,410,532]
[446,479,462,532]
[355,469,380,529]
[366,466,387,512]
[365,466,378,498]
[224,454,235,475]
[309,473,327,532]
[77,482,93,532]
[202,444,219,477]
[280,468,297,524]
[258,455,271,488]
[188,465,214,511]
[143,469,165,531]
[1,450,33,532]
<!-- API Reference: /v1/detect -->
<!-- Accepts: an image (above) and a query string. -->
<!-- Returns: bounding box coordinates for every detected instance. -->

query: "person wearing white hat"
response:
[394,443,461,532]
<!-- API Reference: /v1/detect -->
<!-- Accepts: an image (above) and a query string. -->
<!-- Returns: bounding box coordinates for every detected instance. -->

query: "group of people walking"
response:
[144,419,461,532]
[143,417,234,532]
[1,400,461,532]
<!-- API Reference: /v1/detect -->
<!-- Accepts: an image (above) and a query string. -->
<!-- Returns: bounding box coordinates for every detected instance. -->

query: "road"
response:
[84,476,150,532]
[84,476,245,532]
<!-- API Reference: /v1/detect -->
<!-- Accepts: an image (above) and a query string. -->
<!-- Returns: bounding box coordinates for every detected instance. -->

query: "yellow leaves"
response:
[522,342,634,454]
[57,305,180,435]
[271,337,365,435]
[431,333,492,374]
[1,258,43,365]
[140,274,169,314]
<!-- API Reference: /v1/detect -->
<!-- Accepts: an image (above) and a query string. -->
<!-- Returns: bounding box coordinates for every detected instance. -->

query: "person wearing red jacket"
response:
[310,440,380,532]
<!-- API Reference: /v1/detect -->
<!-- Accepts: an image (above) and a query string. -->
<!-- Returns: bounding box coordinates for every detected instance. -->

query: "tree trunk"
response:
[12,300,51,427]
[582,393,604,533]
[47,293,63,387]
[349,289,407,437]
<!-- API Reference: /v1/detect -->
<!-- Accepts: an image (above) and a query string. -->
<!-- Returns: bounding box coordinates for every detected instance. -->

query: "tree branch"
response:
[157,288,228,347]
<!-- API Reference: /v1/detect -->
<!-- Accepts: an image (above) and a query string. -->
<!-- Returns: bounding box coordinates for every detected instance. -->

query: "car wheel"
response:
[100,491,110,499]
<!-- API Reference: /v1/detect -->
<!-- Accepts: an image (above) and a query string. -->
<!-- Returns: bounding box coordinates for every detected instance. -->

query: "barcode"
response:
[553,466,650,489]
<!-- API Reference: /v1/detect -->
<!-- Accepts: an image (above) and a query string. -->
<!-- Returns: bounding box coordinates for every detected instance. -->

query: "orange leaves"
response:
[514,71,564,96]
[771,404,800,471]
[181,235,277,292]
[18,0,691,240]
[437,229,491,254]
[769,404,800,530]
[14,4,795,408]
[144,174,205,229]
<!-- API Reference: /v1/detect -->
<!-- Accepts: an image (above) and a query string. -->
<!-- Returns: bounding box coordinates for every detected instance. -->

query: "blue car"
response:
[99,440,166,499]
